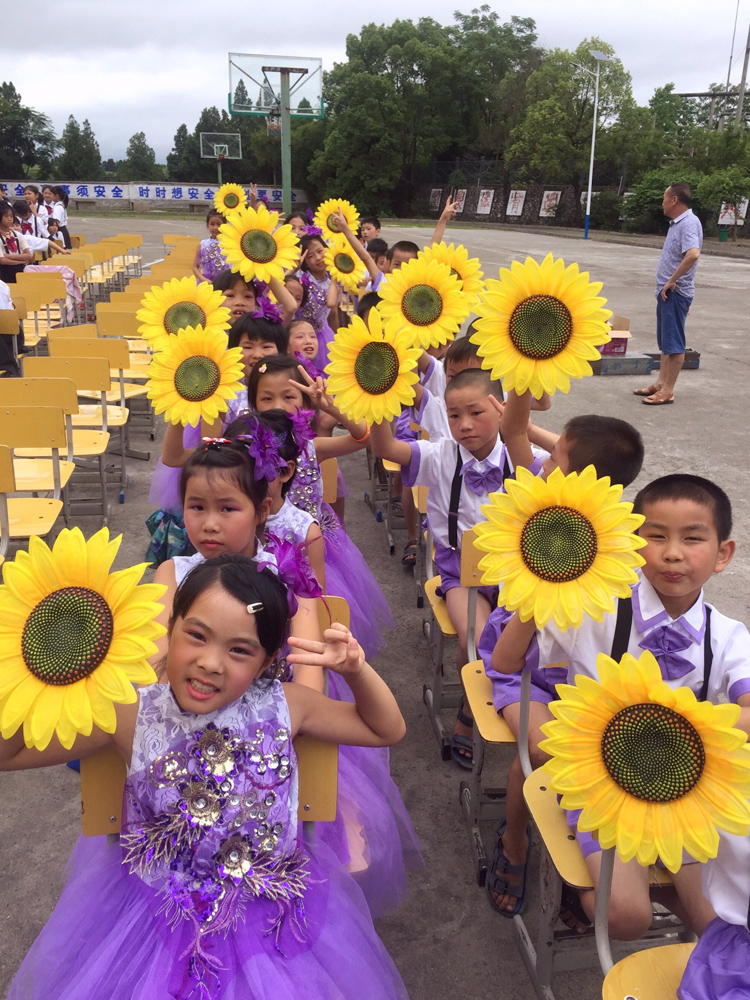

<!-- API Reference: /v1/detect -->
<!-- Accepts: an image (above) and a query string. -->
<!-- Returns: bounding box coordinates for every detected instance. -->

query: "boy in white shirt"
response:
[494,474,750,938]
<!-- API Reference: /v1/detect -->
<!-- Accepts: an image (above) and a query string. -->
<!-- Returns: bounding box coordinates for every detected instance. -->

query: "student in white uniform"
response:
[50,186,71,247]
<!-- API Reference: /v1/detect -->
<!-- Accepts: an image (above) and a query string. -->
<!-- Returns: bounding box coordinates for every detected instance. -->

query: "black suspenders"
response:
[447,445,512,551]
[609,596,713,701]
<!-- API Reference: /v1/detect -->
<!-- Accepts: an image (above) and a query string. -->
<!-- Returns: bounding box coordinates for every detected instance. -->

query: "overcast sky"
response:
[8,0,749,166]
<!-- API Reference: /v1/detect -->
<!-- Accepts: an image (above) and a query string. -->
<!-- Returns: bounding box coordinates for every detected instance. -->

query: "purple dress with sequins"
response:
[6,682,408,1000]
[294,271,334,369]
[290,441,394,662]
[197,237,230,282]
[264,499,423,918]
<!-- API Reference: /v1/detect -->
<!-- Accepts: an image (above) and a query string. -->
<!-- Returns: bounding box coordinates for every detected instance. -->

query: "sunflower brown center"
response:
[449,266,464,288]
[240,230,277,264]
[402,285,443,326]
[602,703,705,802]
[164,302,207,335]
[509,294,573,360]
[354,341,400,395]
[326,213,342,233]
[223,191,240,209]
[174,356,221,402]
[520,506,597,583]
[22,586,113,685]
[334,252,355,274]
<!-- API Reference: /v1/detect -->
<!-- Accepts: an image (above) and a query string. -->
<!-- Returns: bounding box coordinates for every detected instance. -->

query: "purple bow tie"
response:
[462,460,505,497]
[639,624,694,680]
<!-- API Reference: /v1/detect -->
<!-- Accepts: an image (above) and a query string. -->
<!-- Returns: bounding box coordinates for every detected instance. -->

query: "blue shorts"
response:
[656,290,692,355]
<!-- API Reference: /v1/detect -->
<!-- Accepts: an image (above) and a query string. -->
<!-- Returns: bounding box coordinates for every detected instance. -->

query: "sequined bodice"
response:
[172,541,276,588]
[266,498,316,545]
[287,441,323,519]
[294,271,331,333]
[198,238,229,282]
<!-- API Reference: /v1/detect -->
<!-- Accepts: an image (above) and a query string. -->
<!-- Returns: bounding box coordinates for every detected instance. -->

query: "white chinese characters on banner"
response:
[718,200,748,226]
[476,189,494,215]
[506,190,526,216]
[453,189,467,214]
[430,188,442,210]
[0,181,303,205]
[539,190,561,217]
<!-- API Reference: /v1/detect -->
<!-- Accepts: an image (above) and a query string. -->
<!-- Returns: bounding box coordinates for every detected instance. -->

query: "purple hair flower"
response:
[303,224,323,237]
[235,416,286,482]
[289,408,316,448]
[293,352,325,381]
[264,533,323,600]
[306,208,315,224]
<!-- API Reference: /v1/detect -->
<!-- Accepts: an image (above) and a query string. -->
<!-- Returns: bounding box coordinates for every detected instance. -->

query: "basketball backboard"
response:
[199,132,242,160]
[228,54,323,118]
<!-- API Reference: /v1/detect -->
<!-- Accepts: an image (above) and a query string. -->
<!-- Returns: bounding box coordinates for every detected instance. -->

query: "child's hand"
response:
[249,182,258,207]
[488,393,505,418]
[286,623,366,679]
[289,364,333,412]
[440,195,457,223]
[331,206,350,234]
[298,248,308,268]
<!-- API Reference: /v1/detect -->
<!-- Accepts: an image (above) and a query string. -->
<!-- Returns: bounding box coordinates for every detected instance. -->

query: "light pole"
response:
[574,50,610,239]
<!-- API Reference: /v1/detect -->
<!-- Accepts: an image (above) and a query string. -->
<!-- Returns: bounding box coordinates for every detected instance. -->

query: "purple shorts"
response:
[434,542,497,604]
[678,917,750,1000]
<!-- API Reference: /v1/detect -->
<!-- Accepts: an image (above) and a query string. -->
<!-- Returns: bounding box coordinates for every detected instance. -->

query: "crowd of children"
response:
[1,188,748,1000]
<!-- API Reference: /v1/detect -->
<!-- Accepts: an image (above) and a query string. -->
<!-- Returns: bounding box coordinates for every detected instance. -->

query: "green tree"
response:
[232,79,250,110]
[507,39,633,221]
[623,168,709,234]
[697,166,750,241]
[0,82,59,176]
[121,132,156,180]
[166,123,202,181]
[57,115,101,179]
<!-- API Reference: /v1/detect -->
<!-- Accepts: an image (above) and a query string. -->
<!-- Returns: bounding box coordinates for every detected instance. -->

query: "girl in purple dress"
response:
[294,234,339,369]
[2,555,409,1000]
[192,209,229,283]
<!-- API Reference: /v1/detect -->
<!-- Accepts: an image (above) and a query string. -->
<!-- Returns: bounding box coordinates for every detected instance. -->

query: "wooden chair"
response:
[320,458,338,504]
[601,943,695,999]
[20,361,112,522]
[16,271,68,327]
[0,387,75,499]
[80,736,338,837]
[412,483,429,608]
[382,458,405,555]
[0,435,63,561]
[0,309,23,367]
[422,526,484,759]
[69,234,86,248]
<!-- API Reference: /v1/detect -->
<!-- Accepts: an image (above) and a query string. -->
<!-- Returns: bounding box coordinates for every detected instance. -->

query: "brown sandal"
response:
[642,391,674,405]
[633,384,661,396]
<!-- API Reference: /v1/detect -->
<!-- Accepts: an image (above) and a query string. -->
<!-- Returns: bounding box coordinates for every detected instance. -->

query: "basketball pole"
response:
[217,155,223,187]
[280,70,292,215]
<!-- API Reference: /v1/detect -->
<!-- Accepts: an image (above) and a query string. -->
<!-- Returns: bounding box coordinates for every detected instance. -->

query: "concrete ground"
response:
[1,217,749,999]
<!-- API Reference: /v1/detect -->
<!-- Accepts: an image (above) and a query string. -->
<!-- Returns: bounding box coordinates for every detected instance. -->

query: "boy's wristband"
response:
[351,426,370,443]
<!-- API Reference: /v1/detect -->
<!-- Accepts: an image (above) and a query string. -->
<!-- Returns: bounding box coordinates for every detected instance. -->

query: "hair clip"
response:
[257,363,267,374]
[202,437,231,450]
[246,602,264,614]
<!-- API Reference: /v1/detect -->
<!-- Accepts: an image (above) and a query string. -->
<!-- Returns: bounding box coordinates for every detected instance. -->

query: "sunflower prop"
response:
[541,650,750,872]
[475,465,646,631]
[146,326,245,427]
[378,257,472,350]
[314,198,360,242]
[471,253,612,399]
[214,183,247,216]
[218,204,299,283]
[325,236,367,294]
[420,242,484,308]
[325,308,421,424]
[137,277,231,353]
[0,529,166,751]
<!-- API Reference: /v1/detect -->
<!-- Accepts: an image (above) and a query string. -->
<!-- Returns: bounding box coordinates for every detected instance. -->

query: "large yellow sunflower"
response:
[314,198,360,242]
[420,242,484,308]
[137,277,231,353]
[471,253,612,399]
[218,204,299,283]
[378,257,471,349]
[475,465,646,630]
[146,326,245,427]
[541,650,750,872]
[324,236,367,294]
[214,183,247,216]
[325,308,421,424]
[0,528,166,751]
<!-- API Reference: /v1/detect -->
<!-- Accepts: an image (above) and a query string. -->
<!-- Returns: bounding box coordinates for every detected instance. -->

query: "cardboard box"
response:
[591,352,654,377]
[645,350,701,371]
[600,315,631,355]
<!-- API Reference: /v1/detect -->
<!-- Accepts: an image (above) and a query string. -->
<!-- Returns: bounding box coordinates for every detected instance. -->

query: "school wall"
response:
[1,181,309,213]
[420,183,580,226]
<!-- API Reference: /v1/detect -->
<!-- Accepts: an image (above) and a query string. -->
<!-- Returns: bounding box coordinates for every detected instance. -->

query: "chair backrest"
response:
[23,355,112,393]
[80,732,338,836]
[0,405,67,451]
[0,376,80,414]
[116,233,143,248]
[17,271,67,298]
[0,309,20,336]
[97,310,141,340]
[317,595,351,631]
[0,443,14,492]
[11,287,39,313]
[459,526,484,587]
[48,335,131,370]
[47,323,99,339]
[69,233,86,247]
[41,257,86,278]
[320,458,338,504]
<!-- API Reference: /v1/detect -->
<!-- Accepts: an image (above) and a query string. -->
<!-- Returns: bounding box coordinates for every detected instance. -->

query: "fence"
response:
[1,181,308,211]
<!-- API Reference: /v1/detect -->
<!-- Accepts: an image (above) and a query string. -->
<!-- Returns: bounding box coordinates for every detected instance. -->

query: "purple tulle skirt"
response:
[678,917,750,1000]
[336,467,349,499]
[7,834,408,1000]
[305,670,423,919]
[314,322,335,370]
[321,508,395,661]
